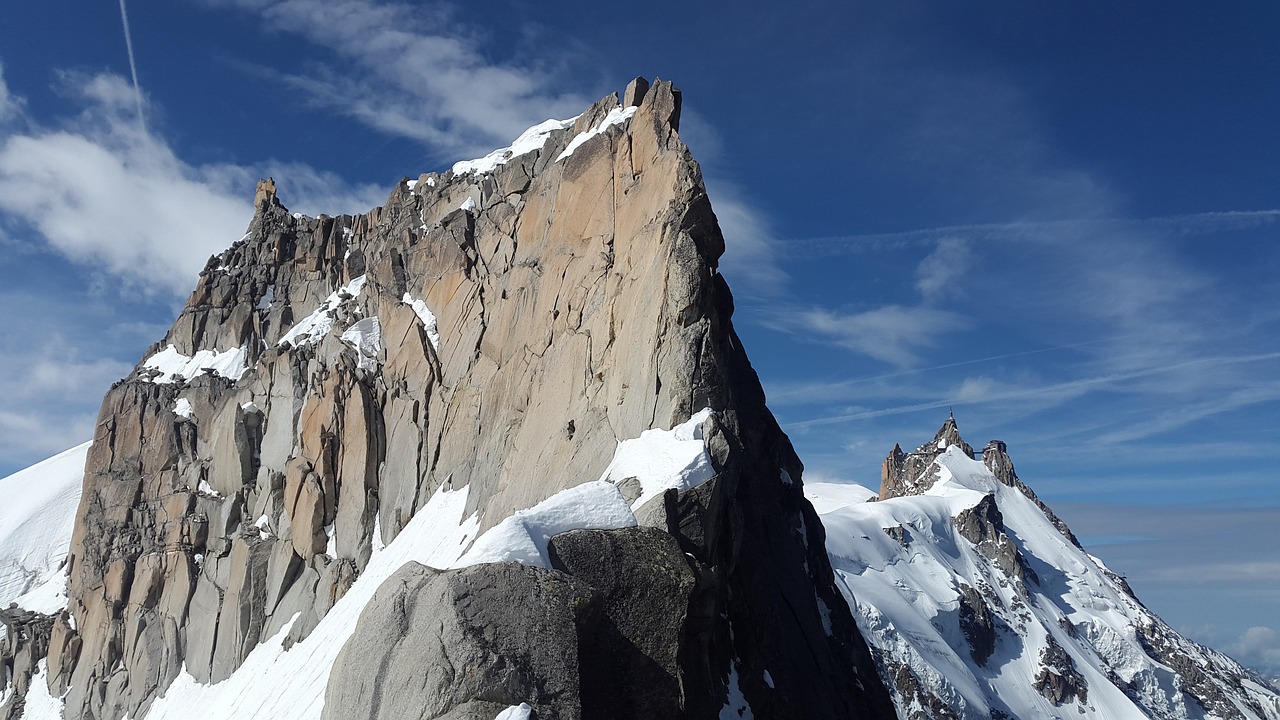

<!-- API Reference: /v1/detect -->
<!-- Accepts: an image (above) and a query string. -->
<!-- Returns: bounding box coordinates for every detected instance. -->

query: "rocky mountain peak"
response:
[821,420,1280,719]
[982,438,1083,550]
[879,414,974,499]
[1,78,898,720]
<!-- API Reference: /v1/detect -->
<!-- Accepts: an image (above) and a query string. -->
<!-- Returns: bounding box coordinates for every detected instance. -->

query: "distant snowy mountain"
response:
[809,417,1280,720]
[0,443,87,612]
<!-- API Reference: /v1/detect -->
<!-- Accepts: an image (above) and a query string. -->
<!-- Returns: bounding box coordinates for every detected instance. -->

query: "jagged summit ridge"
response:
[2,79,895,720]
[814,417,1280,720]
[879,414,974,500]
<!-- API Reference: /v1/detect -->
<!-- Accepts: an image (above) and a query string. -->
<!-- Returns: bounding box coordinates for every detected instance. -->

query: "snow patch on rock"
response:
[557,106,638,162]
[493,703,533,720]
[173,397,194,419]
[141,344,248,384]
[279,275,368,348]
[339,316,382,370]
[720,662,754,720]
[17,660,63,719]
[597,407,715,511]
[452,117,577,176]
[401,293,440,350]
[453,481,635,568]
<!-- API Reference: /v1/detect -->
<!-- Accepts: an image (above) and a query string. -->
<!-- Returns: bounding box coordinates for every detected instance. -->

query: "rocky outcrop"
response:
[322,527,701,720]
[547,527,696,720]
[1033,636,1088,706]
[322,562,596,720]
[43,78,895,719]
[0,606,54,720]
[879,415,973,500]
[954,494,1038,595]
[981,440,1082,549]
[955,583,995,667]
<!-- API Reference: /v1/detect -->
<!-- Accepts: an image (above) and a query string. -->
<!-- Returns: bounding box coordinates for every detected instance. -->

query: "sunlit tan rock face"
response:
[45,79,896,720]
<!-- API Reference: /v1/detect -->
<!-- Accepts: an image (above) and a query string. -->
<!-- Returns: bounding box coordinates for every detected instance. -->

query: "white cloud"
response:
[208,0,594,156]
[1225,627,1280,676]
[788,305,968,367]
[914,237,970,301]
[705,180,789,295]
[0,289,140,468]
[0,63,21,123]
[0,73,386,295]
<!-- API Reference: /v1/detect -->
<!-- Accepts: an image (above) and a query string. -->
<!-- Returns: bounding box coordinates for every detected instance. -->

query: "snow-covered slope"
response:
[0,442,88,610]
[811,419,1280,720]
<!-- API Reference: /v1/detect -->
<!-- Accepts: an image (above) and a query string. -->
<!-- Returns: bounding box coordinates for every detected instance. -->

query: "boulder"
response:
[322,562,595,720]
[548,527,696,720]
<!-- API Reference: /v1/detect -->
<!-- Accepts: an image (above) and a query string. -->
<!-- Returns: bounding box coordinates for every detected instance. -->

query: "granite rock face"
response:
[35,79,896,719]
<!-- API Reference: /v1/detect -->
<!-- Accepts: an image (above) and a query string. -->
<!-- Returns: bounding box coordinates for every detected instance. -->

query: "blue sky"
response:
[1,0,1277,675]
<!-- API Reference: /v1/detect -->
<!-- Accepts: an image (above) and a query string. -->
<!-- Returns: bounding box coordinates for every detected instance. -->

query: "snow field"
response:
[811,447,1275,719]
[0,442,88,608]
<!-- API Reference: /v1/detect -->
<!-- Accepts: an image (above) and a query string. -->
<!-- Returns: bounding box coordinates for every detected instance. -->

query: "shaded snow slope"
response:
[0,441,88,607]
[811,427,1280,720]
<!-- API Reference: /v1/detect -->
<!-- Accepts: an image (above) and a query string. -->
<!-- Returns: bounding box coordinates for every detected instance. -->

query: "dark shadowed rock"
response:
[548,527,696,720]
[321,562,594,720]
[956,583,996,667]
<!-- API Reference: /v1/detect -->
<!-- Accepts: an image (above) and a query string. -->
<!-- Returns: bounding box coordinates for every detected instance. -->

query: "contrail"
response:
[768,337,1117,405]
[781,210,1280,256]
[117,0,145,133]
[786,351,1280,430]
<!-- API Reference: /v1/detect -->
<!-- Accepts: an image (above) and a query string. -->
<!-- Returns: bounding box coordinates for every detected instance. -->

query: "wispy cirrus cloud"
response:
[914,237,970,301]
[206,0,596,158]
[784,211,1280,256]
[767,203,1280,462]
[676,107,790,296]
[781,305,969,367]
[786,351,1280,430]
